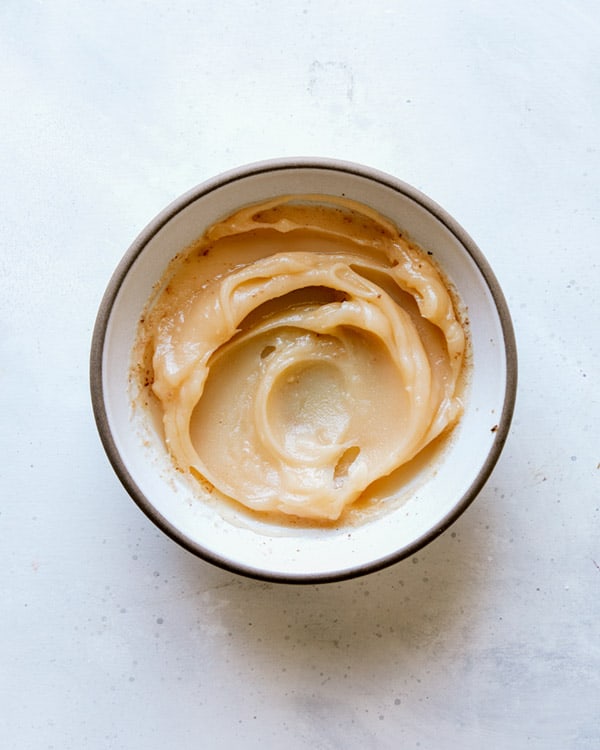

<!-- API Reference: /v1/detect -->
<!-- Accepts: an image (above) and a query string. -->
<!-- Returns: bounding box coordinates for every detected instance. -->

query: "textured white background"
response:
[1,1,599,748]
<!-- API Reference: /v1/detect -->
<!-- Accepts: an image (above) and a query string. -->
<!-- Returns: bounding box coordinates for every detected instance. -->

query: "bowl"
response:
[90,158,517,583]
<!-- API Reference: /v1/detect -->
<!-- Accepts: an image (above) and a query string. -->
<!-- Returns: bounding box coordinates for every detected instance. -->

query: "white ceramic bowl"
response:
[90,158,517,583]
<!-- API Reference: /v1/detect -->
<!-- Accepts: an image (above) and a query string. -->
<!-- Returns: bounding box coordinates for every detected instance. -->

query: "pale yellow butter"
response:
[135,195,466,521]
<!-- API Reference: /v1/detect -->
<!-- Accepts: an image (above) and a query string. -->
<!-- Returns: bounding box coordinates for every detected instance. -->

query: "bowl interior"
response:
[94,162,515,582]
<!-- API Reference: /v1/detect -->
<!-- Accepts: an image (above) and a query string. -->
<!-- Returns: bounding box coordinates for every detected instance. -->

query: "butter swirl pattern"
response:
[137,195,466,521]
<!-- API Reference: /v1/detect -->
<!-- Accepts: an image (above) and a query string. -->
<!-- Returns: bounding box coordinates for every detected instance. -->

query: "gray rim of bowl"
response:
[90,157,518,585]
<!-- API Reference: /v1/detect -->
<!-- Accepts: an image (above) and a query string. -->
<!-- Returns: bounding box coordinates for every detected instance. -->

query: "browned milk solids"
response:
[134,195,466,522]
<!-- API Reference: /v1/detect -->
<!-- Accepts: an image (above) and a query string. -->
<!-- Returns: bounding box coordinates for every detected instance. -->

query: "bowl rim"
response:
[90,156,518,584]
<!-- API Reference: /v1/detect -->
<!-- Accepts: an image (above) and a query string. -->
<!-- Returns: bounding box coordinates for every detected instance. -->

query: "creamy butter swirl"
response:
[136,195,466,521]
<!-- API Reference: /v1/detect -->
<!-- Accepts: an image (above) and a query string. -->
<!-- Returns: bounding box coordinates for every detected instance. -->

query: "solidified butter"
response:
[134,195,466,521]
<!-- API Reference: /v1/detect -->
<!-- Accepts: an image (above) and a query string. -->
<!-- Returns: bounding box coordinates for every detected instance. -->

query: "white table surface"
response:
[2,2,598,748]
